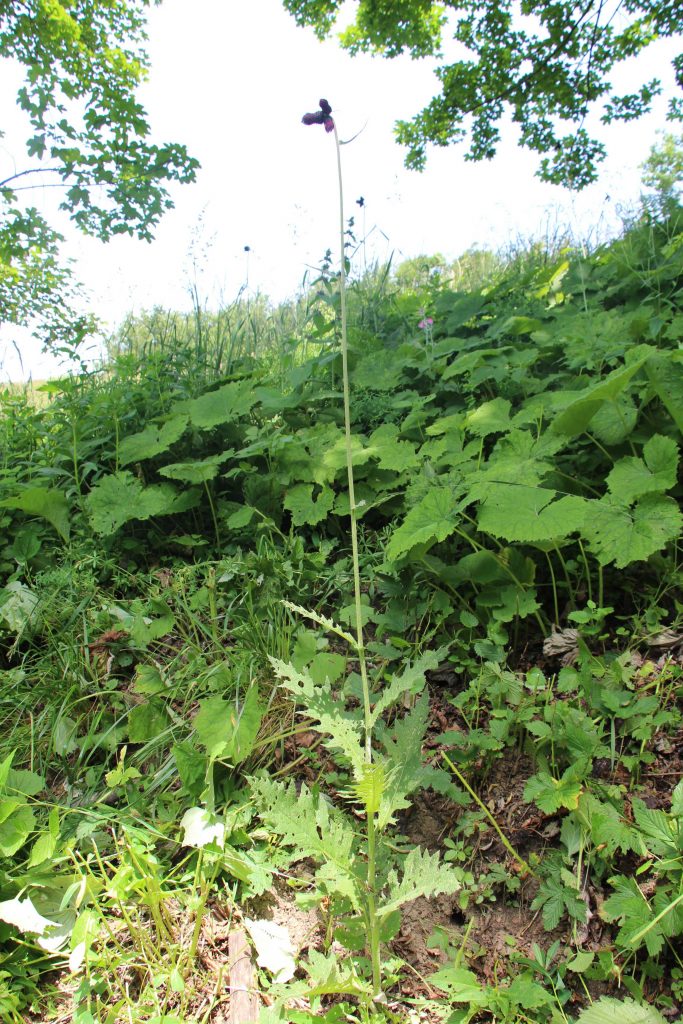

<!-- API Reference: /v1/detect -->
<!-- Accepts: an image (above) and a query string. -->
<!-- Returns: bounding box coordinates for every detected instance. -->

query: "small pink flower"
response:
[418,317,434,330]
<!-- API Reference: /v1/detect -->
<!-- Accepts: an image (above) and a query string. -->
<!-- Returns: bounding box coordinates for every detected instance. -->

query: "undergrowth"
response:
[0,204,682,1024]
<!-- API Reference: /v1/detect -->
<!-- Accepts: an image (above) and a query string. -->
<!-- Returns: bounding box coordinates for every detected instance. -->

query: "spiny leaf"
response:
[118,414,188,465]
[376,692,433,829]
[345,761,386,817]
[282,600,357,648]
[370,647,443,727]
[269,658,365,778]
[249,777,360,907]
[379,846,461,916]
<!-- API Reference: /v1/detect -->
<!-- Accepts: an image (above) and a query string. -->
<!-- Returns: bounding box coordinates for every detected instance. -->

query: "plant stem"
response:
[332,123,372,764]
[442,752,539,879]
[333,122,381,1001]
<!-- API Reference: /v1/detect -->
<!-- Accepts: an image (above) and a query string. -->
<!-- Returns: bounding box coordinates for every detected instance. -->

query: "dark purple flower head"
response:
[302,97,334,133]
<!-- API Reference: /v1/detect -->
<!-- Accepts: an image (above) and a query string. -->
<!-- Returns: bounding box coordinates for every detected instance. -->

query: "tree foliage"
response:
[0,0,199,351]
[284,0,683,189]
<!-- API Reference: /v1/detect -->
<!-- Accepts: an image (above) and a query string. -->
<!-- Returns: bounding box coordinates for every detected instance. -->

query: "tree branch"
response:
[0,167,61,189]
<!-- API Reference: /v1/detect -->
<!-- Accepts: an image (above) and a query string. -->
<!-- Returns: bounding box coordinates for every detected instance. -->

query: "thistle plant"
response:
[249,98,462,1010]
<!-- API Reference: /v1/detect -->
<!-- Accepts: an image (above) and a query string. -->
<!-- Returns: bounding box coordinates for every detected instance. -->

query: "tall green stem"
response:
[333,124,372,764]
[333,123,381,1000]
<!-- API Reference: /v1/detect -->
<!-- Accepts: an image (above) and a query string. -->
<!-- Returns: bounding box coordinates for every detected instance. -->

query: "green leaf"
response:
[524,766,583,813]
[584,493,683,567]
[531,865,587,929]
[0,486,70,540]
[0,581,39,633]
[0,801,35,856]
[85,471,198,535]
[249,777,360,907]
[551,353,650,436]
[379,846,461,916]
[575,997,667,1024]
[386,486,461,561]
[159,450,233,484]
[173,380,257,429]
[366,423,419,472]
[5,768,45,797]
[645,351,683,433]
[631,798,677,857]
[463,397,511,437]
[118,415,188,465]
[128,700,169,743]
[427,964,486,1003]
[590,392,638,445]
[269,659,364,778]
[172,741,206,799]
[284,484,335,526]
[193,686,263,764]
[478,485,587,542]
[602,876,662,955]
[606,434,679,503]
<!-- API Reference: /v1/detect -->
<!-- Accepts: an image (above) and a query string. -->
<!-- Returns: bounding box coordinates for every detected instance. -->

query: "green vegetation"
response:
[0,195,682,1022]
[0,0,198,349]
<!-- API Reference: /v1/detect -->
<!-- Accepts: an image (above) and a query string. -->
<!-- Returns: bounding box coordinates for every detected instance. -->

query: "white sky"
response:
[0,0,680,381]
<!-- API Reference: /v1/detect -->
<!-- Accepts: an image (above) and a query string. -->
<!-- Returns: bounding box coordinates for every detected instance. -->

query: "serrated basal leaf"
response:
[269,659,364,778]
[379,846,461,916]
[370,647,442,727]
[249,777,360,907]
